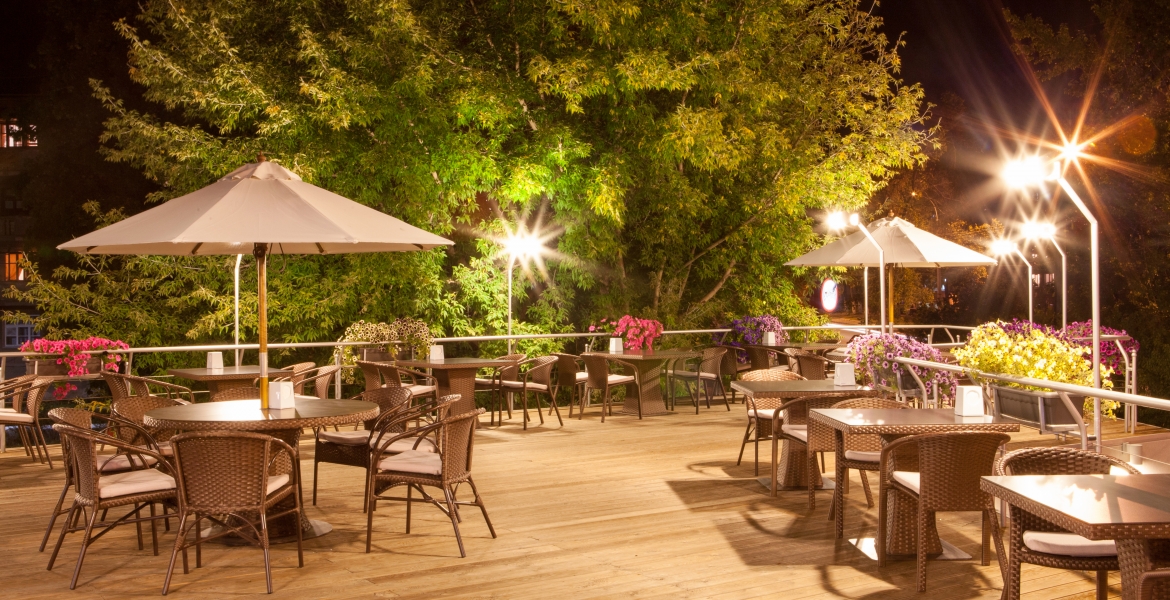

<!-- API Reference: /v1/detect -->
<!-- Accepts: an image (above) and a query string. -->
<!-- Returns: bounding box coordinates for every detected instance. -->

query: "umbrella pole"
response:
[234,254,242,366]
[254,243,269,409]
[863,268,868,326]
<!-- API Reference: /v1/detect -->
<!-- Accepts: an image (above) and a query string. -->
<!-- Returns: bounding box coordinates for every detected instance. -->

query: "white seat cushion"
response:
[500,380,549,391]
[319,429,371,446]
[1022,531,1116,557]
[377,449,442,475]
[474,378,494,386]
[670,371,720,380]
[0,407,16,412]
[749,408,776,420]
[96,453,159,472]
[606,374,635,385]
[267,474,290,495]
[407,384,436,396]
[99,469,176,499]
[0,411,33,424]
[369,436,437,453]
[844,450,881,463]
[575,372,588,382]
[780,424,808,442]
[892,471,920,494]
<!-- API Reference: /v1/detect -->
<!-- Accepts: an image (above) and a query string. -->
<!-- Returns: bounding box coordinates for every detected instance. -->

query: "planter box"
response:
[361,348,396,363]
[992,385,1087,445]
[24,356,107,376]
[871,365,921,397]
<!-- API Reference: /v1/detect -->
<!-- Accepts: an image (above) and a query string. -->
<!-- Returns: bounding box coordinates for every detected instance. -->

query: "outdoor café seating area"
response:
[1,341,1167,599]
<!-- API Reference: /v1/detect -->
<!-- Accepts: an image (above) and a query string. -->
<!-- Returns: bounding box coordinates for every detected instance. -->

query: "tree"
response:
[12,0,930,356]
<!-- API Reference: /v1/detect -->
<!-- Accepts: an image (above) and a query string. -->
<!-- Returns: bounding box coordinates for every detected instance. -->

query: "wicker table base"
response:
[760,437,833,493]
[618,360,671,417]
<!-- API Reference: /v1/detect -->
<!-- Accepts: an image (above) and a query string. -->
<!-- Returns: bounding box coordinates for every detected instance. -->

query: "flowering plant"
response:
[953,320,1117,417]
[21,337,128,399]
[1061,320,1139,374]
[719,314,788,363]
[612,315,664,351]
[845,332,958,401]
[333,318,434,383]
[587,317,616,335]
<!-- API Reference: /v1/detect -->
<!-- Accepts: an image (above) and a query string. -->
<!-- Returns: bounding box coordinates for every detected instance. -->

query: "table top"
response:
[746,343,845,351]
[395,357,517,370]
[143,398,378,432]
[583,349,701,362]
[981,474,1170,540]
[731,380,868,398]
[168,366,292,381]
[809,408,1021,434]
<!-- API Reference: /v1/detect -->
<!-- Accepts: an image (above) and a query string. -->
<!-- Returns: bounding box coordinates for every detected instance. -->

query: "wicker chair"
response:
[366,407,496,558]
[736,368,805,475]
[877,431,1011,592]
[0,376,56,467]
[769,394,859,498]
[111,394,191,456]
[995,447,1140,600]
[496,356,561,429]
[357,360,385,392]
[1139,570,1170,600]
[273,361,315,387]
[162,430,304,595]
[552,353,588,418]
[746,346,785,371]
[824,397,908,518]
[296,365,340,399]
[103,372,195,404]
[581,354,637,422]
[475,353,525,420]
[211,386,262,402]
[312,387,415,506]
[716,345,750,403]
[786,348,833,380]
[48,423,175,590]
[670,347,730,414]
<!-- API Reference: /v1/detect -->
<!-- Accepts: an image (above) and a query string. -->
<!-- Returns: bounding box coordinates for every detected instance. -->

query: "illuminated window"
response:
[2,252,23,281]
[0,120,36,147]
[4,323,35,348]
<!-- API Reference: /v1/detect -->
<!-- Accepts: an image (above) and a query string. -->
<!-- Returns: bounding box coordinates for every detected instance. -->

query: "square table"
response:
[395,357,516,414]
[730,380,874,494]
[810,408,1020,560]
[982,474,1170,600]
[581,349,700,417]
[168,366,292,395]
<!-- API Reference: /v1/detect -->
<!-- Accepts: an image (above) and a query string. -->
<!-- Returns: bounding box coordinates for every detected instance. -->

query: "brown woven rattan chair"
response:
[496,356,561,429]
[552,353,587,417]
[211,386,262,402]
[358,360,385,392]
[825,397,908,519]
[670,347,730,414]
[103,372,195,404]
[1139,570,1170,600]
[581,354,638,421]
[312,387,414,506]
[111,394,191,455]
[877,431,1011,592]
[475,353,525,421]
[0,376,56,467]
[297,365,340,399]
[48,423,175,590]
[272,361,315,387]
[379,362,438,400]
[162,430,304,595]
[995,447,1140,600]
[745,346,785,371]
[769,393,863,497]
[716,345,750,403]
[366,406,496,558]
[736,368,805,475]
[786,348,833,380]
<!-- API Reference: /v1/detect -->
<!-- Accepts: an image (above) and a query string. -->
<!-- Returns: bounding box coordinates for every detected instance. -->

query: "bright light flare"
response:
[826,211,848,231]
[1021,221,1057,240]
[1002,156,1048,189]
[990,239,1018,256]
[1059,141,1087,162]
[502,231,544,259]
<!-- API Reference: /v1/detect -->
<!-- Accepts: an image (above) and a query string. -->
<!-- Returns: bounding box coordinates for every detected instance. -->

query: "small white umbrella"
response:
[59,159,453,406]
[786,217,996,324]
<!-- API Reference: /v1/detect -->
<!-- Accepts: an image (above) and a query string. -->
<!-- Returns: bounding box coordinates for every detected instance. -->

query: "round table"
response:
[145,398,378,543]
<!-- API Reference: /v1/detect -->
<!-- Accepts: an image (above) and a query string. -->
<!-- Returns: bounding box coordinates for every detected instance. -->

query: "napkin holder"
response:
[608,337,624,354]
[268,380,296,410]
[762,331,776,346]
[833,362,855,386]
[429,345,445,361]
[205,351,224,371]
[954,385,985,417]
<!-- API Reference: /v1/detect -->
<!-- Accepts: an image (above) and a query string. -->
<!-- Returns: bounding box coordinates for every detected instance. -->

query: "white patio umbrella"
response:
[58,159,453,407]
[786,217,996,324]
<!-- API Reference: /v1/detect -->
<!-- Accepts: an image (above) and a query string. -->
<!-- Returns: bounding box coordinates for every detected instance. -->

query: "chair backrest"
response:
[746,346,776,370]
[356,360,385,392]
[995,446,1140,477]
[361,387,414,430]
[787,349,828,380]
[913,431,1011,511]
[304,365,340,399]
[831,397,907,453]
[526,356,557,387]
[171,430,293,513]
[581,354,611,389]
[699,347,727,375]
[441,409,485,483]
[48,406,96,429]
[552,353,581,386]
[740,368,804,382]
[495,354,526,382]
[112,395,186,442]
[211,386,262,402]
[20,376,55,417]
[717,345,741,376]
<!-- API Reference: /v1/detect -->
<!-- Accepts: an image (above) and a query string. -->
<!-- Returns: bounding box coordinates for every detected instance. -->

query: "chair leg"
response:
[365,482,377,553]
[259,511,273,594]
[736,418,753,466]
[521,390,530,431]
[68,504,100,589]
[466,477,496,538]
[40,477,72,551]
[47,502,79,571]
[405,484,413,533]
[547,392,563,425]
[754,424,760,477]
[808,453,818,510]
[860,469,875,508]
[312,459,319,506]
[443,486,467,558]
[33,420,53,468]
[161,512,190,595]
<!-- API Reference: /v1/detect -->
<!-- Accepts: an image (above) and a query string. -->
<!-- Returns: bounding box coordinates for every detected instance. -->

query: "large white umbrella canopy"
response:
[785,217,996,268]
[58,159,453,407]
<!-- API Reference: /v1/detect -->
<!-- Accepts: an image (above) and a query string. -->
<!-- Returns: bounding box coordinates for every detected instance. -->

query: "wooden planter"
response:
[991,384,1084,428]
[24,356,108,376]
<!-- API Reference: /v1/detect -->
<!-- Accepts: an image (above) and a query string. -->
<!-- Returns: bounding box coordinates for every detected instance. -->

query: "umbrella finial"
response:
[257,152,267,163]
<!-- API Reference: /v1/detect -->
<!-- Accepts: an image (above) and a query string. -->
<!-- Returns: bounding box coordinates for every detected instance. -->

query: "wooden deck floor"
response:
[0,404,1160,599]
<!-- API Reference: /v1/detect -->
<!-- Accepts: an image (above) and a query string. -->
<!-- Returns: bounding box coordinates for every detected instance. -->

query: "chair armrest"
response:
[1140,570,1170,600]
[878,435,921,484]
[397,367,436,384]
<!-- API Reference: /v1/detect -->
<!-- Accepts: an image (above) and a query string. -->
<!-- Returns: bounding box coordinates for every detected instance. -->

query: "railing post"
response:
[335,345,343,400]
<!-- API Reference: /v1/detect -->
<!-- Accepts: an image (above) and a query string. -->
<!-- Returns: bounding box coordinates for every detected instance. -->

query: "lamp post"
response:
[991,240,1033,322]
[828,211,886,333]
[501,231,544,354]
[1022,221,1066,329]
[1003,151,1102,450]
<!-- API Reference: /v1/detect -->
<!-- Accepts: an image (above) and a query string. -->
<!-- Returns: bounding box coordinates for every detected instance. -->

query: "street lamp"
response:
[828,211,886,333]
[1003,149,1102,450]
[991,239,1033,322]
[1021,221,1066,329]
[500,231,545,353]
